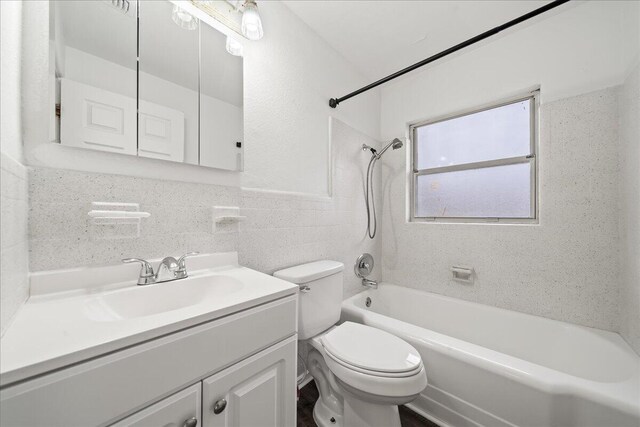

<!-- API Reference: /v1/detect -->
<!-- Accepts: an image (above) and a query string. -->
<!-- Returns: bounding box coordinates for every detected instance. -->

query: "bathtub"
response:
[341,284,640,427]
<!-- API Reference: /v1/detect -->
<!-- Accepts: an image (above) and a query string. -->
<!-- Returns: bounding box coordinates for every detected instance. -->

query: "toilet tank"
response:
[274,260,344,340]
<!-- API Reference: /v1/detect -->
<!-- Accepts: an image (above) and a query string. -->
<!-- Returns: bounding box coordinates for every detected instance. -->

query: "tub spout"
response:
[362,278,378,289]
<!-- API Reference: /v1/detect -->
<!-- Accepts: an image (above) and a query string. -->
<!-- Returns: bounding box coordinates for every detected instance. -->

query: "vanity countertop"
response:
[0,253,298,387]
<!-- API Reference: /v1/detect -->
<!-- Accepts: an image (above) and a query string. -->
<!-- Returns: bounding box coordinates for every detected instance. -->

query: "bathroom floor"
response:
[297,381,438,427]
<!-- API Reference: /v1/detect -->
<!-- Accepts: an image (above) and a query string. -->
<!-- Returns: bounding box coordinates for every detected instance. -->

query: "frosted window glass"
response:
[415,100,531,169]
[415,162,532,218]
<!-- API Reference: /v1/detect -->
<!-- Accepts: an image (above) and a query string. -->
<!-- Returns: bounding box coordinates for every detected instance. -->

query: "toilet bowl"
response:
[308,322,427,427]
[274,261,427,427]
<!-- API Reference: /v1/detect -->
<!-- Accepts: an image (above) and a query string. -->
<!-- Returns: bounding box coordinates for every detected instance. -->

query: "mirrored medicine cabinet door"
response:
[50,0,244,172]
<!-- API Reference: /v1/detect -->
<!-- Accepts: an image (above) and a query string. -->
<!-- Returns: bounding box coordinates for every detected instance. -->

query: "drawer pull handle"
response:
[183,417,198,427]
[213,398,227,414]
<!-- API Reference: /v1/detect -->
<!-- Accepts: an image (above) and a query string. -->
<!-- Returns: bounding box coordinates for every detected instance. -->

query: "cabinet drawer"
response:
[0,295,296,427]
[111,383,201,427]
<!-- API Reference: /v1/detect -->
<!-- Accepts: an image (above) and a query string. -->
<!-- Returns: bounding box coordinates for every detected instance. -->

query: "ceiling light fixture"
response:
[241,0,263,41]
[171,4,198,31]
[226,36,243,56]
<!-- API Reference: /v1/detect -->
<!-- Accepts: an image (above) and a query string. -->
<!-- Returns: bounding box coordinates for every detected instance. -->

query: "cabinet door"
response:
[138,100,185,163]
[60,78,137,155]
[111,383,201,427]
[202,337,297,427]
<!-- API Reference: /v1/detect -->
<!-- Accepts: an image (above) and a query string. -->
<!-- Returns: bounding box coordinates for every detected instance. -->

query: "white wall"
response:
[1,1,29,335]
[379,1,639,331]
[380,1,638,141]
[23,1,380,196]
[239,118,382,299]
[241,1,380,195]
[618,61,640,354]
[1,1,23,162]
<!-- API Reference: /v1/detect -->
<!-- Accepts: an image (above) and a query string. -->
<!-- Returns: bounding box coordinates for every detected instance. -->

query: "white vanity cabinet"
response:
[111,338,297,427]
[0,295,298,427]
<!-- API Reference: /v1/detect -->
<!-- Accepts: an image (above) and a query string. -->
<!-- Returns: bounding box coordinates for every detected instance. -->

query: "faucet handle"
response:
[177,252,200,274]
[122,258,155,280]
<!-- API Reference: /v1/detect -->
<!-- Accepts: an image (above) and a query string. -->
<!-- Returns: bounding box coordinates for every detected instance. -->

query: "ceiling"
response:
[282,0,558,82]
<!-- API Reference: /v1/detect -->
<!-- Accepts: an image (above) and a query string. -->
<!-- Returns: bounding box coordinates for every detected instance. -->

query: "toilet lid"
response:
[321,322,422,374]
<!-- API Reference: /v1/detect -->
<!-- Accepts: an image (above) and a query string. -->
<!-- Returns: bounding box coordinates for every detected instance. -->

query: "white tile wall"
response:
[380,87,622,331]
[239,118,382,299]
[27,118,381,300]
[28,168,240,271]
[618,62,640,355]
[1,153,29,335]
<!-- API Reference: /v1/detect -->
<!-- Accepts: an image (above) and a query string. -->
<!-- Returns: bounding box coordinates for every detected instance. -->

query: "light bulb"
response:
[226,36,243,56]
[171,5,198,31]
[241,1,263,41]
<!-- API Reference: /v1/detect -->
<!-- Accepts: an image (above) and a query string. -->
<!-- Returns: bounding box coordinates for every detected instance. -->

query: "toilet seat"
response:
[321,322,423,375]
[319,322,427,398]
[323,348,424,378]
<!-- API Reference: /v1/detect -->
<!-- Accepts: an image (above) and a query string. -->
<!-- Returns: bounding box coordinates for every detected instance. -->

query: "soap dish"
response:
[212,206,243,232]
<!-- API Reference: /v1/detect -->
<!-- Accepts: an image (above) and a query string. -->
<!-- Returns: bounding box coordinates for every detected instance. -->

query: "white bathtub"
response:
[341,284,640,427]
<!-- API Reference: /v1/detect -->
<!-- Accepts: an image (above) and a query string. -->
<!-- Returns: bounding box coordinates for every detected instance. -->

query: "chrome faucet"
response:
[122,252,199,286]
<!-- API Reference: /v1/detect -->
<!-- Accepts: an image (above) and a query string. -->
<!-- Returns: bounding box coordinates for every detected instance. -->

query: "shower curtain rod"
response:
[328,0,570,109]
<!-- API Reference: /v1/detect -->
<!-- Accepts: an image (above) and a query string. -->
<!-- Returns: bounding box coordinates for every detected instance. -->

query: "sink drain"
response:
[365,297,372,307]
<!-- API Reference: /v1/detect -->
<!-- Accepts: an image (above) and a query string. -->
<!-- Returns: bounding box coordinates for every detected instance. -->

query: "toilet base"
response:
[312,393,401,427]
[342,393,401,427]
[313,398,343,427]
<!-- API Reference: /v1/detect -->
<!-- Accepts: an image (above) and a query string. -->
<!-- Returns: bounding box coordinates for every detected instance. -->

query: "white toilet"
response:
[274,260,427,427]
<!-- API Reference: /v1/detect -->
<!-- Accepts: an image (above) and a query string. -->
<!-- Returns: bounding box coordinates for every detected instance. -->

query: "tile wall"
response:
[27,118,381,301]
[380,87,622,331]
[618,62,640,354]
[1,153,29,335]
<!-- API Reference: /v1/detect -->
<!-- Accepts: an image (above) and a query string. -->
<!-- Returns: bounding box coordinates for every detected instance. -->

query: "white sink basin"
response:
[0,253,299,386]
[84,275,245,321]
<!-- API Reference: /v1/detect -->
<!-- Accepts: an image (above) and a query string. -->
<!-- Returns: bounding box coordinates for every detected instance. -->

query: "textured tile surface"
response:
[618,63,640,354]
[28,168,240,271]
[28,118,381,302]
[1,153,29,335]
[380,87,622,331]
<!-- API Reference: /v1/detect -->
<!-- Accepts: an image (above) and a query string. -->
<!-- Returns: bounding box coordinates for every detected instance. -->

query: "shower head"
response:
[377,138,404,158]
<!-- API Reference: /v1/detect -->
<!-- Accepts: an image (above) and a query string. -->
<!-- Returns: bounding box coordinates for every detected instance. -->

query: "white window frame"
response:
[409,91,539,224]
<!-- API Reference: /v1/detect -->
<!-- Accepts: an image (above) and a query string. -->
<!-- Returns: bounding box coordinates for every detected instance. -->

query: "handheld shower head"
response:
[363,137,403,239]
[377,138,404,158]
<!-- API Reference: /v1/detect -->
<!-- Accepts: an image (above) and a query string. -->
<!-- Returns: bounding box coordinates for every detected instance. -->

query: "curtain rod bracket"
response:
[329,98,339,109]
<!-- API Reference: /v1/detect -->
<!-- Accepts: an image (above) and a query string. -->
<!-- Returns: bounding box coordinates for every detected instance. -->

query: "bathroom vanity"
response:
[0,253,298,427]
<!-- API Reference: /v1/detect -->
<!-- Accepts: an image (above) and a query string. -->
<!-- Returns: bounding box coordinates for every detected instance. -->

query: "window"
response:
[411,93,537,222]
